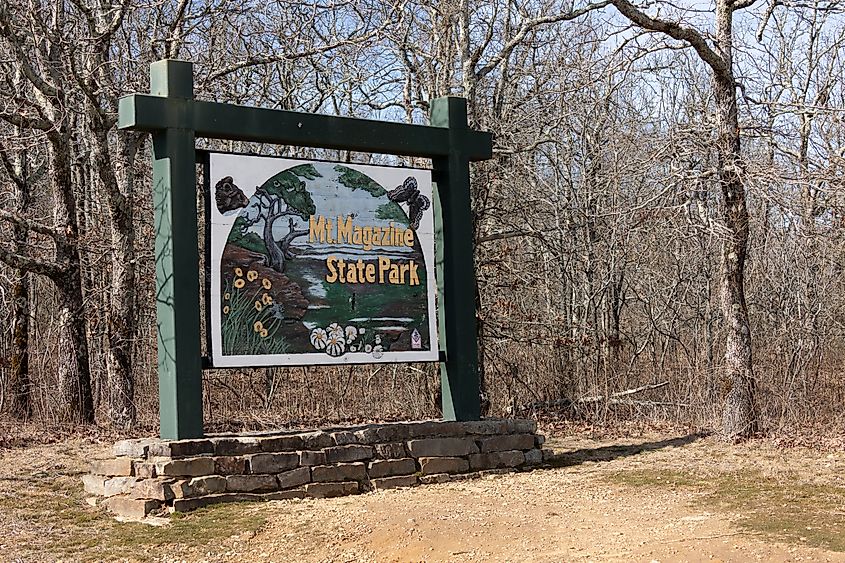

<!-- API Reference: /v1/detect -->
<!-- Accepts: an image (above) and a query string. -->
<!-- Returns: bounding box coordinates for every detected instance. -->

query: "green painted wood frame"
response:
[118,59,492,439]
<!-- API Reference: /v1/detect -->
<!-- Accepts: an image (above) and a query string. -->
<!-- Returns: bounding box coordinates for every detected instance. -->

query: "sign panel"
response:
[208,152,438,367]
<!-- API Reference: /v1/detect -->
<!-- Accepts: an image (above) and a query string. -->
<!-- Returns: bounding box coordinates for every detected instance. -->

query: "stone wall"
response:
[83,419,550,519]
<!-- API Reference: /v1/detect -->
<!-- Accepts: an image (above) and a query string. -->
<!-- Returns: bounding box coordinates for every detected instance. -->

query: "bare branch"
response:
[476,1,612,80]
[608,0,731,82]
[0,244,66,278]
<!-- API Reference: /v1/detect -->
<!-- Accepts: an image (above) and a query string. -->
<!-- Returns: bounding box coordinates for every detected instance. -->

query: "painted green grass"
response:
[221,275,289,356]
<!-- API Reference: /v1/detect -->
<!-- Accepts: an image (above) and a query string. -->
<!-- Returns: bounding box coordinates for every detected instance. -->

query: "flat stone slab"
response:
[171,476,226,498]
[368,458,417,478]
[298,450,327,466]
[324,445,373,463]
[373,442,407,459]
[419,456,468,475]
[103,496,162,519]
[249,452,299,474]
[155,458,215,477]
[311,462,366,482]
[477,434,535,453]
[277,467,311,489]
[90,458,135,477]
[171,490,305,512]
[469,450,525,470]
[372,475,418,490]
[148,439,214,459]
[226,474,278,493]
[406,437,479,458]
[305,481,359,498]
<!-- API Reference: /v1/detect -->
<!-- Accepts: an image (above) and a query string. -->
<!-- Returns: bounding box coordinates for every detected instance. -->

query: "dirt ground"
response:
[2,428,844,562]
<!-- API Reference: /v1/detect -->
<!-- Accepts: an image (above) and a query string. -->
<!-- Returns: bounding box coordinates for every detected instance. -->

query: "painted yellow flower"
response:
[262,278,271,289]
[254,300,263,311]
[234,267,243,277]
[223,305,230,314]
[254,320,264,332]
[262,293,273,305]
[247,270,258,281]
[259,328,268,338]
[224,292,230,300]
[234,279,245,289]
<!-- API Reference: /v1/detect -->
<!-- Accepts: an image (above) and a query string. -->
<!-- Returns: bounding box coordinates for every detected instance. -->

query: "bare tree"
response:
[600,0,757,439]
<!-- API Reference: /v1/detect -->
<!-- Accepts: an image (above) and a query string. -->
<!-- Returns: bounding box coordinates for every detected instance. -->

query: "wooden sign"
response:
[207,154,438,366]
[118,59,491,438]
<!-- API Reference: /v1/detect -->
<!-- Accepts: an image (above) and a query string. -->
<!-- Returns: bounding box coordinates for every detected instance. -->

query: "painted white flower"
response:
[310,327,328,350]
[372,345,384,359]
[350,345,357,352]
[364,344,372,353]
[358,327,365,334]
[374,334,382,345]
[345,326,358,342]
[327,322,344,339]
[326,332,346,357]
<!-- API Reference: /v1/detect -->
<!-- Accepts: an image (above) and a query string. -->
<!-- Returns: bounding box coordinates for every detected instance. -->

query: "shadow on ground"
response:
[545,433,709,469]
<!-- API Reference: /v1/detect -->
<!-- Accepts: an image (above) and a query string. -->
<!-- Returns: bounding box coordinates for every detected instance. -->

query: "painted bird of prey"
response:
[387,176,430,230]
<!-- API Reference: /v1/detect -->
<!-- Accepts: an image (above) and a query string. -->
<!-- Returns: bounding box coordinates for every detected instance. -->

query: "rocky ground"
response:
[1,427,844,562]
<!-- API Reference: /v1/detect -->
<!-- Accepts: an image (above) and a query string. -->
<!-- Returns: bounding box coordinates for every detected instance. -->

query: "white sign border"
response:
[206,152,439,368]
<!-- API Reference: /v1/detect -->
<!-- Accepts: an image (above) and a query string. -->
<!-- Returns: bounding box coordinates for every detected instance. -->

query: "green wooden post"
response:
[149,60,203,439]
[431,97,481,421]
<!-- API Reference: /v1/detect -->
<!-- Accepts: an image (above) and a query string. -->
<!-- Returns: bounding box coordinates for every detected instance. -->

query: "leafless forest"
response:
[0,0,843,440]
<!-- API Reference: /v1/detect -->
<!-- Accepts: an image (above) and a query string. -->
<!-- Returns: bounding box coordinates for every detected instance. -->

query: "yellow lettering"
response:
[409,261,419,285]
[336,258,346,283]
[337,215,352,243]
[365,263,376,283]
[378,257,390,283]
[404,229,414,247]
[310,215,326,243]
[325,256,338,283]
[389,263,400,284]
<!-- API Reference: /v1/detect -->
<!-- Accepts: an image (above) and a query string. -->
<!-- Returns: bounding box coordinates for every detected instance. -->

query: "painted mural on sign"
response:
[208,153,438,367]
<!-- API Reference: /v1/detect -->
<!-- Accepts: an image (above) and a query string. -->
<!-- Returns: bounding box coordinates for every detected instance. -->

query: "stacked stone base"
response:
[83,419,550,519]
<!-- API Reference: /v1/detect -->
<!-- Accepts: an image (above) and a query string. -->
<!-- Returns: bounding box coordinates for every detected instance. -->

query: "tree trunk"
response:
[9,264,31,419]
[714,0,755,439]
[263,214,287,272]
[279,218,309,260]
[49,134,95,424]
[105,204,137,428]
[55,269,95,423]
[8,124,31,419]
[93,127,138,429]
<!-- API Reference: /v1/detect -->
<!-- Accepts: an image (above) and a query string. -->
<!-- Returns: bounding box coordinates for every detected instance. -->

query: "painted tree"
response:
[242,168,317,273]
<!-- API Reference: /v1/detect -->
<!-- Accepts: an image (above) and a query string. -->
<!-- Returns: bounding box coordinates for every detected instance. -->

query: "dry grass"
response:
[0,437,269,562]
